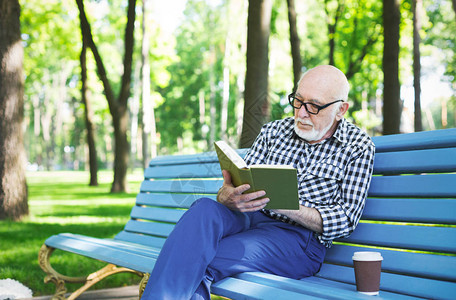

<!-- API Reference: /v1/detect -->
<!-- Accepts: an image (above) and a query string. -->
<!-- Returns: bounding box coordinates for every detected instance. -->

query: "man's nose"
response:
[297,105,310,118]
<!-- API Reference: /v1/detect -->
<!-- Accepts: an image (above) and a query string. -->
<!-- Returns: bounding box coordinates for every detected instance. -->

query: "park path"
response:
[25,285,139,300]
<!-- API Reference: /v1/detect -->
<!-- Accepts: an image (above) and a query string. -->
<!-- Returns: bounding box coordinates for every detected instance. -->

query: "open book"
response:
[214,141,299,210]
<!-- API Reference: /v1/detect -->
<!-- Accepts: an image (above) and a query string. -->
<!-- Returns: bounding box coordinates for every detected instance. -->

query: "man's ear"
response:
[335,102,349,121]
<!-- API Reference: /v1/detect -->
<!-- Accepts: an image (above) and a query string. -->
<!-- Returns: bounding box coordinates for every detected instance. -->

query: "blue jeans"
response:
[141,198,326,300]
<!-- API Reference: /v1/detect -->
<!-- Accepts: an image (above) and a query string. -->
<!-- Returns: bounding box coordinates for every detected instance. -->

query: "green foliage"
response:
[19,0,456,170]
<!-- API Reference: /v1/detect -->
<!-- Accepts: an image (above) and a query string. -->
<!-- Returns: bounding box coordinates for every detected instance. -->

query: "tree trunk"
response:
[80,37,98,185]
[287,0,302,92]
[325,0,344,67]
[413,0,423,132]
[240,0,272,148]
[76,0,136,192]
[111,106,130,192]
[141,0,156,168]
[0,0,28,220]
[382,0,401,135]
[452,0,456,18]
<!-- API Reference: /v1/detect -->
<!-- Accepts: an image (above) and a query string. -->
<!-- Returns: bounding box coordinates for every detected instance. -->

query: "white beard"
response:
[294,117,335,142]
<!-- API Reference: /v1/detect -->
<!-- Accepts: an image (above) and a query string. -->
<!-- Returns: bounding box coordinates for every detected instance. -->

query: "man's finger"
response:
[238,189,266,201]
[239,198,270,212]
[235,183,252,194]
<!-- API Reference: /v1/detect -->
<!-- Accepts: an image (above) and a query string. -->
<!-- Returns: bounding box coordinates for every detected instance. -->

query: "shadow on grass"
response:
[35,204,135,218]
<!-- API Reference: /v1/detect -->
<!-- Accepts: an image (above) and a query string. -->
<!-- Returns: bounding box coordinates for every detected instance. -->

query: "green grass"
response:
[0,170,143,296]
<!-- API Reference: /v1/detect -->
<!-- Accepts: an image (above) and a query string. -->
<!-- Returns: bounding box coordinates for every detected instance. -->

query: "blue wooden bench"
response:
[39,128,456,299]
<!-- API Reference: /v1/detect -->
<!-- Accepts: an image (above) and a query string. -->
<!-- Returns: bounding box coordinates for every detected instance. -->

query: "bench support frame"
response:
[38,244,143,300]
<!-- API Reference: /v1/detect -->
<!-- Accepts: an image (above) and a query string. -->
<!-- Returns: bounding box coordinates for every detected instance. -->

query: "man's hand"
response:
[217,170,270,212]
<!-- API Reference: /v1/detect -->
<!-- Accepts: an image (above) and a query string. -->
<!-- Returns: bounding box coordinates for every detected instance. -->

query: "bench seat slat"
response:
[372,128,456,152]
[324,244,456,282]
[339,223,456,253]
[233,272,416,299]
[45,234,156,273]
[363,198,456,224]
[300,276,416,299]
[373,147,456,175]
[114,231,166,248]
[130,206,185,223]
[135,193,215,209]
[368,174,456,197]
[54,233,161,257]
[140,179,222,194]
[211,277,322,300]
[316,264,456,300]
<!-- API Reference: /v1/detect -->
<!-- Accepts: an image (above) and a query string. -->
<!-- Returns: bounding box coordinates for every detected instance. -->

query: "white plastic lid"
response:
[352,251,383,261]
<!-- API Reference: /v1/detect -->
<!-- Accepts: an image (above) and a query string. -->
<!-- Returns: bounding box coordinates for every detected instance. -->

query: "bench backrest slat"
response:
[115,231,166,248]
[145,162,222,179]
[130,206,185,223]
[340,222,456,253]
[135,193,216,209]
[123,220,174,238]
[368,173,456,197]
[372,128,456,152]
[140,179,223,194]
[373,147,456,174]
[363,198,456,224]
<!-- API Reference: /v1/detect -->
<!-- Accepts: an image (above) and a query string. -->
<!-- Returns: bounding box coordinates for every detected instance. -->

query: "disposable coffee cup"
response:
[352,251,383,295]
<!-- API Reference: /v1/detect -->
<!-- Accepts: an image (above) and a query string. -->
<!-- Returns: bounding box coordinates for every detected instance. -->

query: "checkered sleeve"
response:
[315,143,375,244]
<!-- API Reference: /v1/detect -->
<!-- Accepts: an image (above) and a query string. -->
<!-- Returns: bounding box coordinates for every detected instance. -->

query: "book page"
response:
[250,164,295,169]
[214,141,248,169]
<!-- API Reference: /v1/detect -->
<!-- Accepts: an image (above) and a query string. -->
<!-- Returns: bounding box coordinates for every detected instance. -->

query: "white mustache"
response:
[296,118,313,126]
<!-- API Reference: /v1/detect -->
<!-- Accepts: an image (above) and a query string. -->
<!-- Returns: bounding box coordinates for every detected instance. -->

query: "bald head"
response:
[297,65,349,102]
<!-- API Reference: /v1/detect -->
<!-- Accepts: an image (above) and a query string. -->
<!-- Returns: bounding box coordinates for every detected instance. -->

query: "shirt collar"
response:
[287,117,349,145]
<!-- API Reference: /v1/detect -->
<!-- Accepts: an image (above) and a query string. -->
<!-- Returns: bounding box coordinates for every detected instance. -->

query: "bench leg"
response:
[138,273,150,299]
[38,244,143,300]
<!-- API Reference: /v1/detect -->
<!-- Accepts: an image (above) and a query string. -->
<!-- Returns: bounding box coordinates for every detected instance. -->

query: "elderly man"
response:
[141,65,375,300]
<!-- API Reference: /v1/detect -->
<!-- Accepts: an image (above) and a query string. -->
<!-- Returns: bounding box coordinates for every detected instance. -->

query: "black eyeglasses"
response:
[288,93,343,115]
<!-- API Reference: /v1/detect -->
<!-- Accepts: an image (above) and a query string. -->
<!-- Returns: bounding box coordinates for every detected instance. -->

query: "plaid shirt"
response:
[244,117,375,247]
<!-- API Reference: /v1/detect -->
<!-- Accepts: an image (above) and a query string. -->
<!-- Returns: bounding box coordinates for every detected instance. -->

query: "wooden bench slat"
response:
[45,234,156,273]
[123,220,174,238]
[135,193,212,208]
[315,264,456,299]
[140,179,222,194]
[339,223,456,253]
[300,276,417,299]
[114,231,166,248]
[368,173,456,197]
[211,277,323,300]
[372,128,456,152]
[148,149,249,167]
[373,147,456,175]
[225,272,373,300]
[145,162,221,179]
[363,198,456,224]
[324,244,456,282]
[56,233,161,257]
[130,206,185,223]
